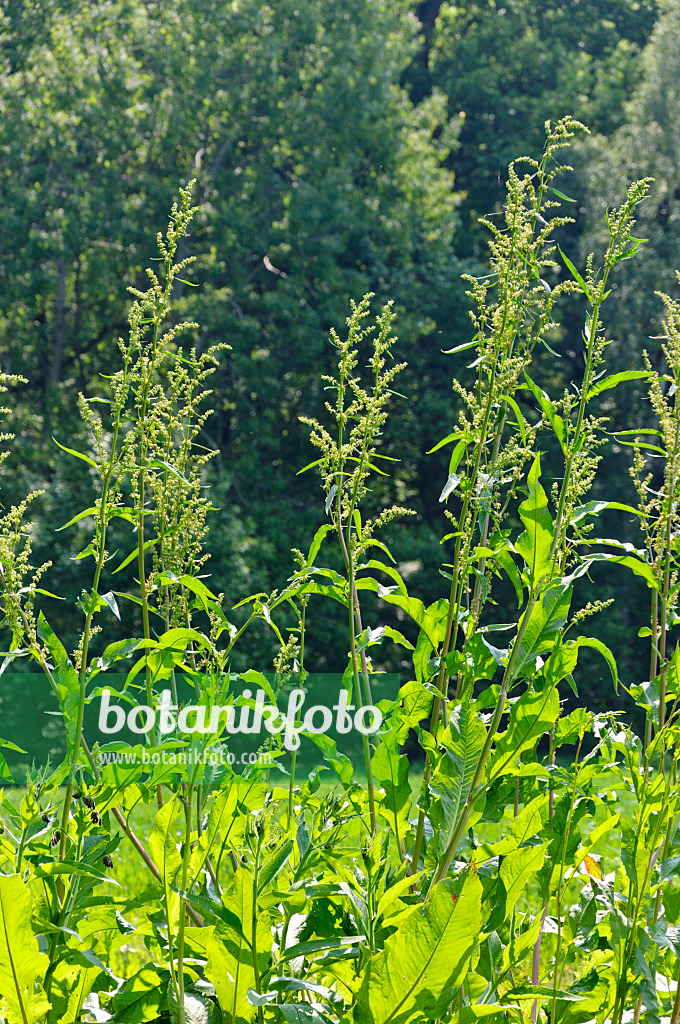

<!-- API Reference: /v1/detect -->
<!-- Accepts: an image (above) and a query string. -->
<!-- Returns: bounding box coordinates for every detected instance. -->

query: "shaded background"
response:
[1,0,676,738]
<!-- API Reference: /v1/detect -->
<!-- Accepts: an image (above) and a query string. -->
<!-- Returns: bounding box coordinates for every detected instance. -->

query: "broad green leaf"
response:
[355,875,483,1024]
[505,985,582,1002]
[457,1006,516,1022]
[205,868,273,1024]
[305,732,353,787]
[33,860,119,885]
[515,455,554,586]
[558,247,592,301]
[47,954,103,1024]
[489,537,524,607]
[569,500,640,524]
[99,637,150,670]
[0,874,51,1024]
[278,936,364,962]
[372,730,412,849]
[380,594,449,651]
[358,559,408,595]
[522,375,565,451]
[189,786,240,885]
[430,696,485,852]
[258,840,294,895]
[149,797,182,931]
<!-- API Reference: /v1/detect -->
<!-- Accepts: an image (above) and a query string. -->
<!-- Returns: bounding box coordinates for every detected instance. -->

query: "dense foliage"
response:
[5,4,680,1021]
[1,117,680,1023]
[0,0,675,709]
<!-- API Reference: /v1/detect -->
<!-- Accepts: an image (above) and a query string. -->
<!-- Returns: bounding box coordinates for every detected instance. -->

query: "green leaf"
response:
[56,506,98,531]
[490,539,524,608]
[33,860,119,885]
[505,985,582,1001]
[258,840,294,895]
[296,458,323,475]
[569,500,640,524]
[500,843,548,916]
[515,455,554,586]
[147,458,191,485]
[571,636,618,693]
[522,375,565,452]
[305,733,353,787]
[510,580,572,680]
[372,730,412,849]
[111,962,170,1023]
[588,551,659,591]
[586,370,649,401]
[324,484,338,515]
[47,954,104,1024]
[37,613,80,759]
[379,594,447,651]
[430,695,485,854]
[0,874,51,1024]
[558,247,592,302]
[111,537,159,575]
[439,473,461,502]
[355,875,483,1024]
[306,524,334,565]
[427,431,461,454]
[99,637,149,670]
[52,437,98,468]
[503,395,527,443]
[547,186,576,203]
[100,590,120,620]
[493,686,560,773]
[149,797,182,930]
[205,869,273,1023]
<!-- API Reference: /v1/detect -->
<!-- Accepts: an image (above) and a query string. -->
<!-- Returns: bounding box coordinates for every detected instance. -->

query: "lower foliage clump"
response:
[1,119,680,1024]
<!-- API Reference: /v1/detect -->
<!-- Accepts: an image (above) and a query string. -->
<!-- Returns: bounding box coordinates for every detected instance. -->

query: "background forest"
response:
[0,0,674,717]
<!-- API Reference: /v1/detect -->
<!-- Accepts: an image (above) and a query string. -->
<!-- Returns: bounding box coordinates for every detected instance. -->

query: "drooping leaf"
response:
[587,551,659,591]
[149,797,182,931]
[111,962,170,1023]
[522,375,565,452]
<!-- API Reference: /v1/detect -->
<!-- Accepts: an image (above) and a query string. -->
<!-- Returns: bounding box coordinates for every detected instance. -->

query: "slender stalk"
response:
[432,592,538,886]
[175,784,194,1024]
[288,601,306,822]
